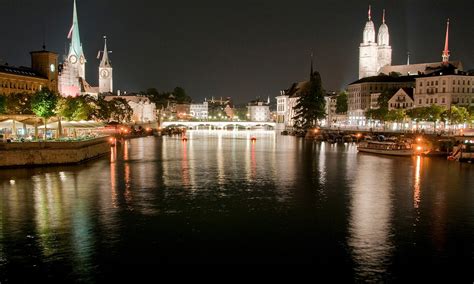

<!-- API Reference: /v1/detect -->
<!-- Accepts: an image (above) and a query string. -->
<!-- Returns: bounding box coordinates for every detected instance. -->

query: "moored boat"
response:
[448,140,474,163]
[357,140,414,156]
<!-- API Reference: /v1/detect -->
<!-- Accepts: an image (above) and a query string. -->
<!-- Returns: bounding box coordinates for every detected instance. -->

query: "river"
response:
[0,130,473,281]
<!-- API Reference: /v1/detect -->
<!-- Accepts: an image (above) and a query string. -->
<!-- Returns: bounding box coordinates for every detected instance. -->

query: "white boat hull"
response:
[357,147,414,156]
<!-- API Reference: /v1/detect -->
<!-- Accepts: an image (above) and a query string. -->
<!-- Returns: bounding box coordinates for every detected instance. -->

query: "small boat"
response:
[448,140,474,163]
[357,141,414,156]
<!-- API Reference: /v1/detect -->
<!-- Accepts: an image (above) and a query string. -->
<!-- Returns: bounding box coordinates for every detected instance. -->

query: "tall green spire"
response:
[69,0,84,57]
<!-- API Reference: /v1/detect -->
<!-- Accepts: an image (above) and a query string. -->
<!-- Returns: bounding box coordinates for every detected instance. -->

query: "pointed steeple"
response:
[100,36,112,68]
[442,19,450,64]
[382,9,385,24]
[368,5,371,21]
[407,52,410,65]
[69,0,84,58]
[310,52,314,78]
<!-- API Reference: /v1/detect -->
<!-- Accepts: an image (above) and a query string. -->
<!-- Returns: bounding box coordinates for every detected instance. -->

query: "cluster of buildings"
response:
[347,7,473,127]
[274,6,473,130]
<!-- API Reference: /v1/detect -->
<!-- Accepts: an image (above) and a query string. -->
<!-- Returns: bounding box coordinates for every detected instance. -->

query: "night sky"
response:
[0,0,473,103]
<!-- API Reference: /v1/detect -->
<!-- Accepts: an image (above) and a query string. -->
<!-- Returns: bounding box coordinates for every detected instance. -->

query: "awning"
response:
[45,120,105,129]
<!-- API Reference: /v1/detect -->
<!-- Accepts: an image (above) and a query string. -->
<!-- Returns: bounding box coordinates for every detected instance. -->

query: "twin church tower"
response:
[359,6,392,79]
[58,0,113,97]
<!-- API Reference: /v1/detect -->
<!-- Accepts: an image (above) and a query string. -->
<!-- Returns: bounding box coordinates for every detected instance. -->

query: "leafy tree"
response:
[141,88,171,124]
[173,87,192,104]
[449,106,469,125]
[57,96,94,121]
[0,95,6,114]
[31,88,58,139]
[292,71,326,130]
[425,105,445,131]
[109,98,133,122]
[386,109,407,122]
[335,91,348,114]
[6,93,32,115]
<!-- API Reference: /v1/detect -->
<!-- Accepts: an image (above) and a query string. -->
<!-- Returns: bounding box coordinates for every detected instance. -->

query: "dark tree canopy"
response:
[336,91,348,114]
[292,71,326,130]
[0,95,6,114]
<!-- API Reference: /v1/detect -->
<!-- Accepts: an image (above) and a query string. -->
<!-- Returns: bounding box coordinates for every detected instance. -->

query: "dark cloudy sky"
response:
[0,0,473,103]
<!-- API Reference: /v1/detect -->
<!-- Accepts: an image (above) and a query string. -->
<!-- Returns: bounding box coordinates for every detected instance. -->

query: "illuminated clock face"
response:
[69,55,77,64]
[80,56,85,64]
[100,69,109,78]
[50,64,55,73]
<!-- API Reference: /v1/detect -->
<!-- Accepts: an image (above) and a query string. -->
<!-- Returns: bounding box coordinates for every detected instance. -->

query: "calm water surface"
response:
[0,131,473,281]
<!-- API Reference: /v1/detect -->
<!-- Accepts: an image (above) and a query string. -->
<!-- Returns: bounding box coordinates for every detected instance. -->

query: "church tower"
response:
[66,0,86,80]
[377,9,392,71]
[99,36,113,93]
[359,5,379,79]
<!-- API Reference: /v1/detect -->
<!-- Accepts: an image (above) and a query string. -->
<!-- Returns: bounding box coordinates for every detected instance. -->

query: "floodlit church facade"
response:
[359,6,392,79]
[58,0,113,97]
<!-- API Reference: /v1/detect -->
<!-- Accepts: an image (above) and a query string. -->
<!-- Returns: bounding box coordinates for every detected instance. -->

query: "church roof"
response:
[0,65,45,79]
[379,61,463,76]
[349,74,417,85]
[399,88,414,100]
[284,80,311,98]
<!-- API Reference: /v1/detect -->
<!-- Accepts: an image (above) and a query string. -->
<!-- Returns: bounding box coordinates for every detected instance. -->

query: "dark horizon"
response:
[0,0,473,103]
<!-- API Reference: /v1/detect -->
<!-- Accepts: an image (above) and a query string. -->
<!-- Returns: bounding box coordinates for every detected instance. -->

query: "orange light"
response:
[356,133,362,138]
[417,137,422,142]
[314,129,319,134]
[416,146,422,151]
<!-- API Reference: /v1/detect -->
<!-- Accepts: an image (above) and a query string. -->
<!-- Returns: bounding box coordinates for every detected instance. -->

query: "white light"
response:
[9,180,15,185]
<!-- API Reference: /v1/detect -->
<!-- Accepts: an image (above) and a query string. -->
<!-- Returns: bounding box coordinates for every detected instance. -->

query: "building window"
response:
[443,87,445,93]
[435,98,438,103]
[443,80,446,85]
[420,82,423,87]
[419,99,422,104]
[442,98,445,103]
[436,81,438,86]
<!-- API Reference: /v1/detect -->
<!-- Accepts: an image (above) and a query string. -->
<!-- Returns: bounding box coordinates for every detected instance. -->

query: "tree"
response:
[6,93,33,115]
[335,91,348,114]
[31,88,58,139]
[449,106,469,125]
[292,71,326,130]
[109,98,133,122]
[425,105,445,131]
[57,96,94,121]
[141,88,171,124]
[0,95,6,114]
[173,87,192,104]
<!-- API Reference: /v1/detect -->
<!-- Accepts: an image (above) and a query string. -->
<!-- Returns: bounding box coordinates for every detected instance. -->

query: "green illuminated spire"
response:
[69,0,84,57]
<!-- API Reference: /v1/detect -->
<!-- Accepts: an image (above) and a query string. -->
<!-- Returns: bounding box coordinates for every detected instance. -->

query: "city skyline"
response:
[0,0,473,103]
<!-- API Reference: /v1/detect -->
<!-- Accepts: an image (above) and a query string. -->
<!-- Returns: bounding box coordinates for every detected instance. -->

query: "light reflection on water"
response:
[0,131,473,281]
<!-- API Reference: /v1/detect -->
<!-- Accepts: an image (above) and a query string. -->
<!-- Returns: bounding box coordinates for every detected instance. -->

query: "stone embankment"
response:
[0,137,111,167]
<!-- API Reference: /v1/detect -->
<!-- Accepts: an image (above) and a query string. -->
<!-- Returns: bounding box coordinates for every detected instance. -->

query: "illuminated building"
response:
[0,49,58,95]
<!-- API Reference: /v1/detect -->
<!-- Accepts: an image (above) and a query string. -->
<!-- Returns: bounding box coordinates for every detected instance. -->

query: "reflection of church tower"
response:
[377,10,392,71]
[359,5,378,79]
[99,36,113,93]
[442,19,450,64]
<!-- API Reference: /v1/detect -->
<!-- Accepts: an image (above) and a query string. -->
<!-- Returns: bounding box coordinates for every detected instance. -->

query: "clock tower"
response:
[99,36,113,94]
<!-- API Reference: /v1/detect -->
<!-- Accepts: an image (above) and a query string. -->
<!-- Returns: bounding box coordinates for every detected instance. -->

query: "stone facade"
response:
[0,51,58,95]
[414,74,474,108]
[359,7,392,79]
[388,88,414,110]
[347,76,415,125]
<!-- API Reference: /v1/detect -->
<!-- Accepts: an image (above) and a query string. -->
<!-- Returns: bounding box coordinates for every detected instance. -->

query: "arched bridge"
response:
[161,121,276,129]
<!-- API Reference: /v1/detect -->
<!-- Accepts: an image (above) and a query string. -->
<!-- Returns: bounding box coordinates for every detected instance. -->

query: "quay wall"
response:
[0,137,111,167]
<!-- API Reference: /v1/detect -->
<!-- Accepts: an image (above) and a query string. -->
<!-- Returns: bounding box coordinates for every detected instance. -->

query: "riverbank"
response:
[0,136,111,168]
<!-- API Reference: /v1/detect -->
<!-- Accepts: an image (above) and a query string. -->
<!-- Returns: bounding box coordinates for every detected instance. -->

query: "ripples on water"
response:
[0,130,473,281]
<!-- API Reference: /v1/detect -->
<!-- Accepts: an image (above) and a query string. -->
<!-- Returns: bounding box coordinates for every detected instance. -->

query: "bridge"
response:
[161,121,276,129]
